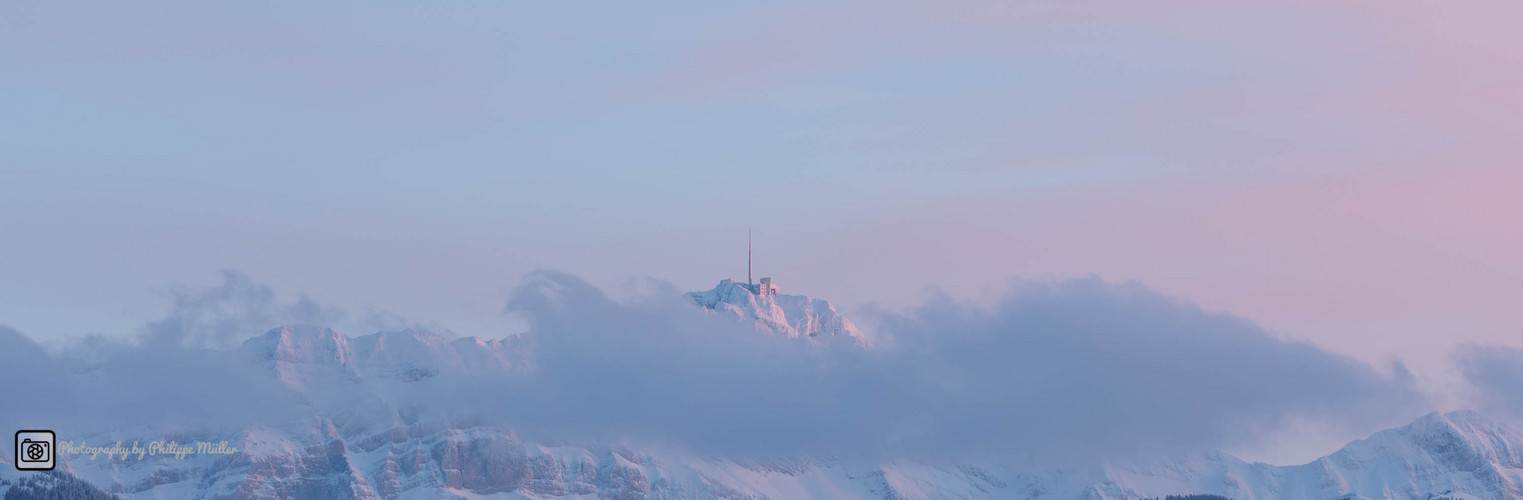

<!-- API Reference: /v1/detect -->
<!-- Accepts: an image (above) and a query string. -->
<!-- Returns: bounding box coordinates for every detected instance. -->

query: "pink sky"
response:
[3,0,1522,465]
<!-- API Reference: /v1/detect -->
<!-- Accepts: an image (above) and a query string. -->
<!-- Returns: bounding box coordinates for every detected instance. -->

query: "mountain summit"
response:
[686,278,867,345]
[1060,410,1523,500]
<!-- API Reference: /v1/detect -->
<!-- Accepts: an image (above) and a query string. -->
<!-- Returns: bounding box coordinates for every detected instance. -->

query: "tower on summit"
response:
[744,230,778,296]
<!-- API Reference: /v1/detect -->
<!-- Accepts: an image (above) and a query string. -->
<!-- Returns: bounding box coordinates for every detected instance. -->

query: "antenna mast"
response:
[748,228,753,286]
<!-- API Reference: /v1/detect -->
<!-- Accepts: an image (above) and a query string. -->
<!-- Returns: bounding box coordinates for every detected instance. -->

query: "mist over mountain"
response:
[0,271,1519,499]
[8,0,1521,497]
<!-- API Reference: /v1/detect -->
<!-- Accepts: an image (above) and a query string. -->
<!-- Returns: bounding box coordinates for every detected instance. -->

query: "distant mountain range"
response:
[3,284,1519,499]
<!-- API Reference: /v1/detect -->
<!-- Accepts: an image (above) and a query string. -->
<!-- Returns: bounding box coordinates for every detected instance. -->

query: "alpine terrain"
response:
[2,284,1519,500]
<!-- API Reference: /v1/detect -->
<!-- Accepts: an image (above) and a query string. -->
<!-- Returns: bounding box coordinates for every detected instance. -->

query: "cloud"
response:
[0,323,297,438]
[141,270,346,349]
[142,270,433,349]
[863,278,1426,459]
[426,271,1427,461]
[0,270,1430,464]
[0,271,426,439]
[1455,344,1523,419]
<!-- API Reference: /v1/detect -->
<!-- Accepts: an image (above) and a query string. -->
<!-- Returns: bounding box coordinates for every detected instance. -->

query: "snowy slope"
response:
[37,406,1523,500]
[686,279,866,346]
[1050,411,1523,500]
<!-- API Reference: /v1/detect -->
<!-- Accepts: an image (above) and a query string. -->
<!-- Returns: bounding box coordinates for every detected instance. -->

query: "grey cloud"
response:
[1,271,1432,464]
[1455,344,1523,419]
[143,270,346,349]
[142,270,435,349]
[0,324,297,439]
[0,271,418,438]
[427,271,1428,461]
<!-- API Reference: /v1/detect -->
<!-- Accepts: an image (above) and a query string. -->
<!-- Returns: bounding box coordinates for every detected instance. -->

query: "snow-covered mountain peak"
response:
[239,325,359,389]
[450,335,525,372]
[242,325,352,363]
[1214,410,1523,500]
[349,328,461,381]
[1337,410,1523,473]
[1399,410,1515,443]
[686,278,866,345]
[236,326,527,389]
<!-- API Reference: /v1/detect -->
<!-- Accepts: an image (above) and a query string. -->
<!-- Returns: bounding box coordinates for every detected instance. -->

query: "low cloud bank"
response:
[0,324,297,435]
[0,271,418,435]
[3,270,1430,462]
[446,271,1428,460]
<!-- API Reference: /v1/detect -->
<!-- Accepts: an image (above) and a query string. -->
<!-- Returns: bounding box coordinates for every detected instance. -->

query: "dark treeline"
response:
[1,471,119,500]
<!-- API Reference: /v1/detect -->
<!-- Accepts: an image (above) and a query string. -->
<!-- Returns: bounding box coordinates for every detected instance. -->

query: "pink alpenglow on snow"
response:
[687,278,867,346]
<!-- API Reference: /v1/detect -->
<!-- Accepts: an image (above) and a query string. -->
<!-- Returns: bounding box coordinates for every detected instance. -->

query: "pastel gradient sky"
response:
[3,0,1521,431]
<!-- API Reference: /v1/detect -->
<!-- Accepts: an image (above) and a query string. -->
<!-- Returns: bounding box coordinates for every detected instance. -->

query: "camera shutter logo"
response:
[14,430,55,471]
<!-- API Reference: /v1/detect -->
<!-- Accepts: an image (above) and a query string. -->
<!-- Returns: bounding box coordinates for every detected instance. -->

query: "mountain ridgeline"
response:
[1,285,1520,499]
[686,278,867,346]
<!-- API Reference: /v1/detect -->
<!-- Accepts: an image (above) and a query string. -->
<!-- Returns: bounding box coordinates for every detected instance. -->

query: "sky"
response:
[3,0,1522,465]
